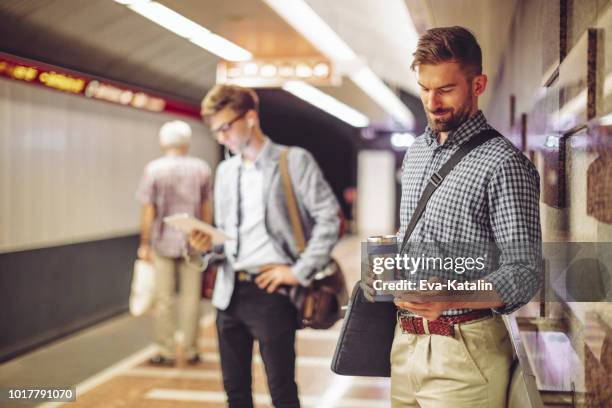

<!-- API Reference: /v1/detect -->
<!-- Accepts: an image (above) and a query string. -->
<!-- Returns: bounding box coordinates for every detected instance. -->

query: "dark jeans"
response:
[216,280,300,408]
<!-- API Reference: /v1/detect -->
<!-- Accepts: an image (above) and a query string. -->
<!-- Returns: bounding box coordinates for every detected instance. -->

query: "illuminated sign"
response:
[217,58,339,87]
[83,80,165,112]
[0,53,199,118]
[40,72,86,93]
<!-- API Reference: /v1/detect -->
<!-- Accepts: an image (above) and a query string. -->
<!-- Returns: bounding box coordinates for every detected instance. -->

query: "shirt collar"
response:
[424,110,488,148]
[240,136,270,169]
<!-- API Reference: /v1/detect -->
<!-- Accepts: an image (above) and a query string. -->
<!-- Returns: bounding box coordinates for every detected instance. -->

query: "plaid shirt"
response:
[397,111,542,315]
[136,155,211,258]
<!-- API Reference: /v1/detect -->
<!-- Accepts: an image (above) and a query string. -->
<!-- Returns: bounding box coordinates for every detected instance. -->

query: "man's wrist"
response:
[451,300,505,310]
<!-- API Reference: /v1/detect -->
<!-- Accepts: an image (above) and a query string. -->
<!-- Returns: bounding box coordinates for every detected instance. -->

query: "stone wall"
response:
[485,1,612,406]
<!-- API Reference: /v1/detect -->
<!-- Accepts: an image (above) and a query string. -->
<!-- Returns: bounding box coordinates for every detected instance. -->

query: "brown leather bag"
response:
[200,251,224,299]
[279,149,348,329]
[201,264,217,299]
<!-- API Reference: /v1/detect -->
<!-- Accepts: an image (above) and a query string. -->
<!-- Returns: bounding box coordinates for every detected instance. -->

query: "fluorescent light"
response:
[295,63,312,78]
[242,62,258,76]
[128,2,209,39]
[313,63,330,78]
[260,64,277,78]
[262,0,356,62]
[390,132,415,149]
[283,81,369,128]
[118,1,252,62]
[263,0,415,129]
[279,65,294,77]
[351,67,415,128]
[190,34,252,62]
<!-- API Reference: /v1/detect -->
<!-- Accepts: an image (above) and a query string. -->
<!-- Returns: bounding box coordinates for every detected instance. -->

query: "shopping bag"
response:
[129,259,156,316]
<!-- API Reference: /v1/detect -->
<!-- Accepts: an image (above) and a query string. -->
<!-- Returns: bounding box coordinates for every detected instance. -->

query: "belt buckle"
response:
[397,311,407,334]
[399,314,416,334]
[237,271,248,282]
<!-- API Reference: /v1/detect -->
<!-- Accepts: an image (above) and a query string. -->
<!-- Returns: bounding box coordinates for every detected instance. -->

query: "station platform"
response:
[1,237,391,408]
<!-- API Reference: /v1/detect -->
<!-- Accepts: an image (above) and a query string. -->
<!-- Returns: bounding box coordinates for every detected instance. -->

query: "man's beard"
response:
[427,99,473,132]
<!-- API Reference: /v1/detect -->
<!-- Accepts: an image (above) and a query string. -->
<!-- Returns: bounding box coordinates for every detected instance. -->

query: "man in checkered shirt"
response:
[390,26,542,407]
[136,120,212,367]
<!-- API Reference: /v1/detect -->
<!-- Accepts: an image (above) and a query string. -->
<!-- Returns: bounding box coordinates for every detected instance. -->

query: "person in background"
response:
[136,120,212,366]
[190,84,341,408]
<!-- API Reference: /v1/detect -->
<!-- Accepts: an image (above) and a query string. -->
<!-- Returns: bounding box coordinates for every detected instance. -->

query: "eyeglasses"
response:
[210,111,247,135]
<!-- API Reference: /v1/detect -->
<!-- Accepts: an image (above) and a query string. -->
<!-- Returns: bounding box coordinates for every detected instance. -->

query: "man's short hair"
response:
[201,84,259,120]
[411,26,482,78]
[159,120,192,148]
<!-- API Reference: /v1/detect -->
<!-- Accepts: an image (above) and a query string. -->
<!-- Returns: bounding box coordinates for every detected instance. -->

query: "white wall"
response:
[0,79,219,253]
[356,150,396,236]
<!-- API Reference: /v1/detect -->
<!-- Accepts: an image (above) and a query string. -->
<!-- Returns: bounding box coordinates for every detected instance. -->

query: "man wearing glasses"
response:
[190,84,341,408]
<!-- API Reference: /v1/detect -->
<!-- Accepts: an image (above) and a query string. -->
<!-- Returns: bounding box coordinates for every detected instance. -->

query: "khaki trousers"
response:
[152,252,203,359]
[390,314,513,408]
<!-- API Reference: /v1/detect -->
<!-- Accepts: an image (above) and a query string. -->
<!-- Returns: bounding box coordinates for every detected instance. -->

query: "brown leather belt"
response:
[398,309,493,337]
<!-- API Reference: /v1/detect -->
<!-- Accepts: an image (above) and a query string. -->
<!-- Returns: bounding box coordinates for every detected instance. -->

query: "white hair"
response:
[159,120,192,148]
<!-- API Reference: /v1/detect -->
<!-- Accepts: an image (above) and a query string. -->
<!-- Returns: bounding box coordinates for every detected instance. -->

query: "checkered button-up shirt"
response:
[136,155,212,258]
[398,111,542,315]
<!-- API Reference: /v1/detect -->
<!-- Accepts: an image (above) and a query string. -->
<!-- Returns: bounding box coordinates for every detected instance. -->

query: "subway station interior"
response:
[1,0,612,407]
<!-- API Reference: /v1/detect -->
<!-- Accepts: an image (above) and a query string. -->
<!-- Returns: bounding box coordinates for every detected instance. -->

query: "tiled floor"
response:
[10,236,391,408]
[52,320,390,407]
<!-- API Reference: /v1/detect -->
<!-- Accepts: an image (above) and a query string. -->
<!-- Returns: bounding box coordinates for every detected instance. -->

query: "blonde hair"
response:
[201,84,259,120]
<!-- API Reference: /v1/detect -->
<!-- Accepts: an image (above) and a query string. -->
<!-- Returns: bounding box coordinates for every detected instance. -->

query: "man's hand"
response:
[392,276,504,319]
[137,244,152,262]
[393,299,457,321]
[393,277,456,320]
[255,264,300,293]
[360,272,377,302]
[189,230,212,253]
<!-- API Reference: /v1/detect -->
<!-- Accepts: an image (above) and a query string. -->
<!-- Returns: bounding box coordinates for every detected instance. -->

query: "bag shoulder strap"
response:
[399,129,501,254]
[279,148,306,254]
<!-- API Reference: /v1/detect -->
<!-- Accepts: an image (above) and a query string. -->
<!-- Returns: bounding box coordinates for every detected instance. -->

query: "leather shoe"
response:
[149,355,175,367]
[186,354,201,365]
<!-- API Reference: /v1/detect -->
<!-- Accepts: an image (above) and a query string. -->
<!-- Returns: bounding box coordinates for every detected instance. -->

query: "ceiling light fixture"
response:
[262,0,355,62]
[283,81,370,128]
[190,33,252,62]
[263,0,415,128]
[351,67,414,129]
[114,0,252,62]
